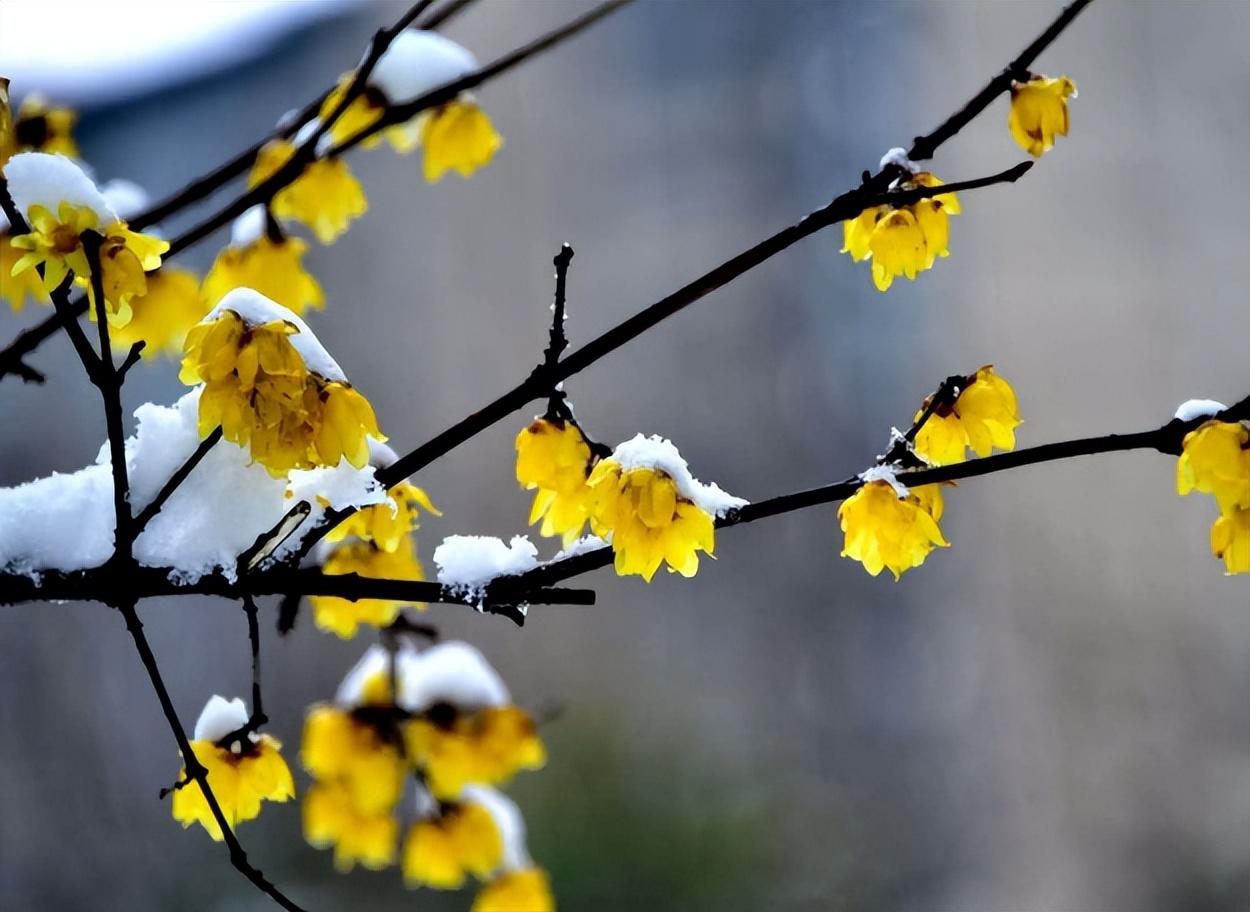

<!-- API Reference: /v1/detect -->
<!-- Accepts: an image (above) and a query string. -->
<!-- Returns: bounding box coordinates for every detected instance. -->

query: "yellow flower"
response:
[250,139,368,244]
[170,735,296,841]
[319,74,387,149]
[417,99,502,183]
[913,366,1022,465]
[1176,421,1250,513]
[868,208,926,292]
[843,171,960,291]
[8,95,79,162]
[1211,507,1250,575]
[1,233,49,311]
[326,481,440,553]
[402,801,504,889]
[180,308,384,475]
[311,537,428,638]
[838,480,949,579]
[586,461,716,581]
[1009,75,1077,157]
[108,267,207,357]
[841,206,882,262]
[304,779,399,872]
[406,705,546,800]
[472,868,556,912]
[202,235,324,314]
[302,704,406,815]
[9,201,167,324]
[516,418,596,547]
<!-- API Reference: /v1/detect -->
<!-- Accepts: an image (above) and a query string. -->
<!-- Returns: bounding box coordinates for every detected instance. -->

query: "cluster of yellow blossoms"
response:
[178,292,383,475]
[171,696,296,841]
[838,367,1021,579]
[842,169,961,291]
[313,477,440,637]
[1176,417,1250,575]
[516,420,734,581]
[301,645,553,910]
[1009,74,1077,157]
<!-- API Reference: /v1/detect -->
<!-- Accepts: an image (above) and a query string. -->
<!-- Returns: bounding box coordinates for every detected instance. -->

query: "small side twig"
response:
[131,428,224,539]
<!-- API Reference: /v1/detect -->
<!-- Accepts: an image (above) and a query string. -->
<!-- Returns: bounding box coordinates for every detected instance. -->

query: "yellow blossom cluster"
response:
[171,696,296,841]
[1176,419,1250,575]
[301,647,552,908]
[842,171,961,291]
[312,481,441,638]
[839,369,1022,579]
[515,418,597,547]
[179,306,383,476]
[1009,74,1077,157]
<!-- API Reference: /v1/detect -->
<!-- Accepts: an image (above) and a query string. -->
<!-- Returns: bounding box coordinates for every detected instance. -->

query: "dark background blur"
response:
[1,2,1247,910]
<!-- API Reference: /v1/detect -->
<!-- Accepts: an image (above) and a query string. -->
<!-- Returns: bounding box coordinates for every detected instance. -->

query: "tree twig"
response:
[131,428,224,539]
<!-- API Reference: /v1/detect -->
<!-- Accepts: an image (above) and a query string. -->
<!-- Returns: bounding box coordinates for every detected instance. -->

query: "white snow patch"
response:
[99,178,148,220]
[369,29,477,104]
[461,785,532,872]
[859,463,910,498]
[230,205,268,247]
[608,434,747,516]
[206,288,345,381]
[879,147,915,172]
[4,152,116,221]
[434,535,539,594]
[335,644,419,706]
[1174,399,1227,422]
[193,695,249,742]
[401,641,510,713]
[554,534,608,560]
[0,389,386,580]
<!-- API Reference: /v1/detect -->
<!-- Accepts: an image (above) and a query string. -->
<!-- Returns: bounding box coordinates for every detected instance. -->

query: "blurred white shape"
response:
[0,0,362,107]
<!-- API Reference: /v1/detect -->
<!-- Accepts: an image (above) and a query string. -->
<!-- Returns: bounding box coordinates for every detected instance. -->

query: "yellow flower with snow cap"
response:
[170,696,295,841]
[913,366,1022,466]
[515,417,596,547]
[202,207,324,314]
[249,139,368,244]
[1009,75,1077,157]
[1176,420,1250,513]
[838,478,949,579]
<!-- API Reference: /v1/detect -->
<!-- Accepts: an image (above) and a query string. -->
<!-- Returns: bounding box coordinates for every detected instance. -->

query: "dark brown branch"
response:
[491,395,1250,592]
[543,244,575,419]
[131,428,224,538]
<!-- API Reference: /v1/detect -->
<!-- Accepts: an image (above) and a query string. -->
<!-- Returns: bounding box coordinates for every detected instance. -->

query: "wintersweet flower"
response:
[587,461,716,581]
[170,696,295,841]
[311,537,428,638]
[319,75,387,149]
[838,479,949,579]
[1009,75,1077,157]
[304,780,400,871]
[1211,507,1250,575]
[472,868,556,912]
[402,799,504,889]
[914,366,1022,465]
[302,702,407,816]
[515,417,596,547]
[406,705,546,800]
[416,99,502,183]
[6,94,79,163]
[202,235,324,314]
[250,139,368,244]
[0,233,48,311]
[1176,420,1250,512]
[108,267,207,358]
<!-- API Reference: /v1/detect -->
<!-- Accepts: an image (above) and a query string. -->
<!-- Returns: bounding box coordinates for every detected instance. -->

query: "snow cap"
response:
[193,695,249,742]
[4,151,116,220]
[609,434,747,516]
[370,29,478,104]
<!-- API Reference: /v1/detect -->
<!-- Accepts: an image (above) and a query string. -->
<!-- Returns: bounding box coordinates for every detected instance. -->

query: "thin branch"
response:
[131,428,223,539]
[543,244,575,419]
[488,395,1250,594]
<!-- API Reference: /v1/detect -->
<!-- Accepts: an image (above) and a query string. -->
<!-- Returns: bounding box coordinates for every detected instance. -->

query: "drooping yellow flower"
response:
[108,267,207,357]
[304,779,400,871]
[402,800,504,889]
[319,74,387,149]
[586,461,716,581]
[841,206,882,262]
[180,306,383,475]
[417,99,502,183]
[1211,507,1250,575]
[326,481,440,554]
[515,418,596,547]
[405,705,546,800]
[838,480,949,579]
[311,537,428,638]
[250,139,367,244]
[868,208,926,292]
[7,95,79,163]
[472,868,556,912]
[9,201,167,325]
[843,170,960,292]
[171,735,296,841]
[302,704,407,815]
[202,235,324,314]
[1009,75,1077,157]
[0,233,49,311]
[914,366,1022,466]
[1176,421,1250,513]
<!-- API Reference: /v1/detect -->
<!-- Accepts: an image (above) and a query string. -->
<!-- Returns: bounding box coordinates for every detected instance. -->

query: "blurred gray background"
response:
[1,1,1246,910]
